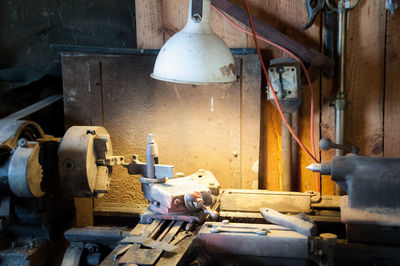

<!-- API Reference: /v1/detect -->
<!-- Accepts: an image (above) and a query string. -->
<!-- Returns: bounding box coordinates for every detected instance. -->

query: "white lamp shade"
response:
[151,0,236,85]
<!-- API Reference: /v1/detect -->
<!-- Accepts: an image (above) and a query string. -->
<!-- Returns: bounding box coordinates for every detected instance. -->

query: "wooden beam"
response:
[210,0,334,75]
[345,0,385,157]
[384,11,400,157]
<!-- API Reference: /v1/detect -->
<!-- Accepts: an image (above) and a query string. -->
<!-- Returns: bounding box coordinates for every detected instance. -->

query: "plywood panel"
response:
[62,53,261,205]
[135,0,164,49]
[384,12,400,157]
[345,0,385,157]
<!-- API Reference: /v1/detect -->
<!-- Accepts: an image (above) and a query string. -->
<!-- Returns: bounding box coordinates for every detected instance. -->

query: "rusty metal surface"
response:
[340,196,400,227]
[61,53,261,207]
[219,189,313,213]
[196,221,308,259]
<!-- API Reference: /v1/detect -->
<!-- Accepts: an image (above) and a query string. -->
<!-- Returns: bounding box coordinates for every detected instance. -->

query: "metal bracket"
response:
[191,0,203,23]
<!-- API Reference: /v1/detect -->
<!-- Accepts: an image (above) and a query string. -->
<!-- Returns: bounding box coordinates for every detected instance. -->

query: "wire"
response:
[211,3,321,191]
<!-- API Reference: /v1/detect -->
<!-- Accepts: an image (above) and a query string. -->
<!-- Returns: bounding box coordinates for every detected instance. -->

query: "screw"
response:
[173,198,181,205]
[192,14,202,23]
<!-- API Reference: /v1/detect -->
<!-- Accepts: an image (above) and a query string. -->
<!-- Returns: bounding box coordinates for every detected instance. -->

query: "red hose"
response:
[212,3,321,191]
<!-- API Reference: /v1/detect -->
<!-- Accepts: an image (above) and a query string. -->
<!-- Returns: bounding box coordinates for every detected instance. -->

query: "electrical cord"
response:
[211,3,321,191]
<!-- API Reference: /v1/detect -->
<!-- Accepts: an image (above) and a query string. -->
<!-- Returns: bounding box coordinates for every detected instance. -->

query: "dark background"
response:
[0,0,137,126]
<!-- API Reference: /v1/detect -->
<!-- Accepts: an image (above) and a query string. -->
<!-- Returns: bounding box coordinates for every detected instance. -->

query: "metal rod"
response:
[282,113,292,191]
[334,4,348,195]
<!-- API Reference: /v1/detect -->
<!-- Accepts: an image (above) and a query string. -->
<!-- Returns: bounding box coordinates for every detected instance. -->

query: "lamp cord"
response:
[212,3,321,192]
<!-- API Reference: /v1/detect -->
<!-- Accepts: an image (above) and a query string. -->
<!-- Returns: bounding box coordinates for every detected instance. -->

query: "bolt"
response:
[153,201,160,207]
[18,138,27,147]
[185,223,193,232]
[192,14,202,23]
[174,198,181,205]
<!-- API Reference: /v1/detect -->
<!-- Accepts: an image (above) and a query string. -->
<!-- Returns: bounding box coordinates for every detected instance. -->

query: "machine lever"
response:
[319,138,359,154]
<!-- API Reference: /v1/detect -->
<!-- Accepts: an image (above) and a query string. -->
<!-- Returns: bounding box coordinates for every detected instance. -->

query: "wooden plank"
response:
[135,0,164,49]
[384,11,400,157]
[241,55,261,189]
[161,0,188,42]
[345,0,385,158]
[210,1,248,48]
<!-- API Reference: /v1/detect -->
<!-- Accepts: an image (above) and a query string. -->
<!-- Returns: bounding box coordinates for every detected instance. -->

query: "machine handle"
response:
[260,208,317,237]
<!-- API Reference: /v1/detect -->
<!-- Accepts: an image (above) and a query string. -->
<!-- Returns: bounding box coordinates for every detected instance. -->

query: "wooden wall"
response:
[135,0,400,195]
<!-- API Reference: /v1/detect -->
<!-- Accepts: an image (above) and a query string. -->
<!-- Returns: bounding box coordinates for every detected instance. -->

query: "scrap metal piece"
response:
[196,222,308,259]
[59,126,123,198]
[260,208,317,237]
[8,141,44,198]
